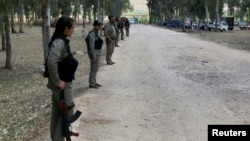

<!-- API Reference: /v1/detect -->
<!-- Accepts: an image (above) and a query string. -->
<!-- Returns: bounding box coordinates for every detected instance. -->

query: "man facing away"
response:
[86,20,104,89]
[104,15,116,65]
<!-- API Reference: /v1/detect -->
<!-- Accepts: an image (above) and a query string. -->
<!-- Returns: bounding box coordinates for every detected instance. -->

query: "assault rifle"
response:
[60,91,82,141]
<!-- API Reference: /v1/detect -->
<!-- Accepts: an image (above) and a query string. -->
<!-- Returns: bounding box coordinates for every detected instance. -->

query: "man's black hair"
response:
[108,15,115,19]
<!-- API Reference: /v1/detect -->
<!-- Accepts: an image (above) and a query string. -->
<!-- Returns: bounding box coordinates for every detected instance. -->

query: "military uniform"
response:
[47,37,75,141]
[119,18,125,40]
[104,22,116,64]
[114,19,120,47]
[86,29,103,87]
[125,19,130,36]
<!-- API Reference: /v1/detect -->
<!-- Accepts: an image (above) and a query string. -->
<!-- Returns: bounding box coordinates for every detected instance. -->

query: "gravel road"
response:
[37,24,250,141]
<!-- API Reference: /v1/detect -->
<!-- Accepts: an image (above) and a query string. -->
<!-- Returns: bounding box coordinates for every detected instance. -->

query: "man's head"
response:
[93,20,103,31]
[115,17,120,21]
[108,15,115,23]
[55,16,75,37]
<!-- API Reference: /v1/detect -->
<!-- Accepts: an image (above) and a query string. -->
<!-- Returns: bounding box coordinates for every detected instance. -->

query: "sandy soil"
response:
[31,24,250,141]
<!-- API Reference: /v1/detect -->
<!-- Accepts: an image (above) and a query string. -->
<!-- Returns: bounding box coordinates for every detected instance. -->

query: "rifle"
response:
[60,91,82,141]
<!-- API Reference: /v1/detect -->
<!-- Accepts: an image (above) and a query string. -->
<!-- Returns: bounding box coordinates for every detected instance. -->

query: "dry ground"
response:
[0,24,249,141]
[171,27,250,50]
[0,24,92,141]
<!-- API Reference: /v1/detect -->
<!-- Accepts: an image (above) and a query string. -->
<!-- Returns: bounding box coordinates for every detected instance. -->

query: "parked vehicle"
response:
[221,16,234,30]
[234,21,239,26]
[205,21,228,32]
[238,21,249,30]
[216,21,229,32]
[129,18,136,24]
[166,19,182,28]
[207,23,215,31]
[197,21,206,30]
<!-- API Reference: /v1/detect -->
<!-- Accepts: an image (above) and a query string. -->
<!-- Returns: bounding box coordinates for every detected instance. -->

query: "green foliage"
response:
[146,0,250,24]
[59,0,72,16]
[104,0,132,17]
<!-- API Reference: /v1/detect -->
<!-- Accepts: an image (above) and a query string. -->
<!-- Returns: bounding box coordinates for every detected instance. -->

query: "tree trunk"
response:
[11,10,17,33]
[215,0,219,31]
[102,0,105,22]
[88,8,92,23]
[5,15,13,70]
[97,0,100,21]
[41,0,51,63]
[93,9,96,21]
[19,0,25,33]
[204,0,209,22]
[1,22,6,51]
[100,0,105,36]
[82,0,87,20]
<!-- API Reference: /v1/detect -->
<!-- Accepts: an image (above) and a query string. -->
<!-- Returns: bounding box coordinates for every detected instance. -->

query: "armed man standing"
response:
[104,15,117,65]
[85,20,104,89]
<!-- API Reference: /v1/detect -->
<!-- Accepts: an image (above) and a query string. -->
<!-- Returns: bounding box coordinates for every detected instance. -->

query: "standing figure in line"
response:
[104,15,117,65]
[114,16,120,47]
[46,16,78,141]
[125,18,130,37]
[85,20,104,89]
[119,17,125,40]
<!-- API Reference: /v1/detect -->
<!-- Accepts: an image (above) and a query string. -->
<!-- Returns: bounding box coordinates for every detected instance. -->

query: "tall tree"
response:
[10,0,18,33]
[0,0,14,69]
[4,14,12,69]
[11,9,17,33]
[19,0,25,33]
[59,0,72,16]
[41,0,50,63]
[105,0,131,17]
[0,16,6,51]
[72,0,81,23]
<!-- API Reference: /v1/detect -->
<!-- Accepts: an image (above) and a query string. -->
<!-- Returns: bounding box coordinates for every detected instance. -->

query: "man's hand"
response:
[91,58,97,63]
[107,38,112,42]
[58,81,67,90]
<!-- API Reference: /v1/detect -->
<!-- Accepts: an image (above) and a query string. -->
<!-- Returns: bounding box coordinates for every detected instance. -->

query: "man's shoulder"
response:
[52,38,65,46]
[88,29,95,34]
[104,23,110,26]
[87,30,97,38]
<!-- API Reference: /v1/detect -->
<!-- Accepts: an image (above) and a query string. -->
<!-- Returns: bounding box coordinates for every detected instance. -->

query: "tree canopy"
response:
[146,0,250,24]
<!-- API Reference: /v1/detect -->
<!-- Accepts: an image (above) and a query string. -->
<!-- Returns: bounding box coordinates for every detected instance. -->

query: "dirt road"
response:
[37,25,250,141]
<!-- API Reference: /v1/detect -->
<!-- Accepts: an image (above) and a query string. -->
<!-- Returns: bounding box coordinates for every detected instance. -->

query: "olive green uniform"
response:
[104,22,116,64]
[114,21,120,46]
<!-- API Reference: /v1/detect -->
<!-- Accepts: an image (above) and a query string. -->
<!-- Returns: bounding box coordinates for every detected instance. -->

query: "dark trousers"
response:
[89,50,101,86]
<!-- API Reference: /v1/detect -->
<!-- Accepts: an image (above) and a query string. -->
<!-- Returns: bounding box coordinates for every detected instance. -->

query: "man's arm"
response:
[104,24,110,38]
[104,24,112,42]
[88,32,96,59]
[47,39,65,87]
